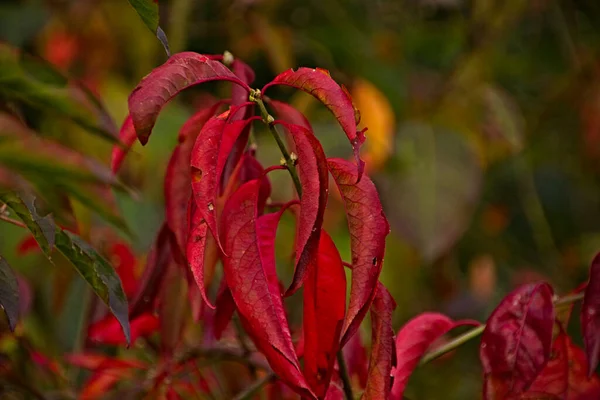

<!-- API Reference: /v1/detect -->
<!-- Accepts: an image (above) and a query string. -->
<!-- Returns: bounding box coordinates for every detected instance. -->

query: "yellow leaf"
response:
[351,79,395,172]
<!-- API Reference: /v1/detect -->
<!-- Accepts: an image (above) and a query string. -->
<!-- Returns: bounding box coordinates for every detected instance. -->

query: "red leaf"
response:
[327,158,389,346]
[213,278,236,340]
[303,230,346,397]
[159,262,188,355]
[269,100,312,130]
[582,252,600,376]
[221,178,314,398]
[480,282,555,399]
[128,52,249,145]
[525,328,600,399]
[264,68,365,179]
[363,283,396,400]
[186,203,214,309]
[16,235,41,255]
[273,121,328,296]
[110,115,136,173]
[342,328,368,388]
[110,242,138,298]
[65,352,145,370]
[190,112,260,256]
[88,313,159,345]
[129,224,173,319]
[390,312,480,400]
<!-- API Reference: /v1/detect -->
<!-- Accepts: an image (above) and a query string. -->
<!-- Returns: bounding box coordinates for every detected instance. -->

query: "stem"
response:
[0,214,26,228]
[232,373,275,400]
[419,290,586,365]
[337,351,354,400]
[250,89,303,197]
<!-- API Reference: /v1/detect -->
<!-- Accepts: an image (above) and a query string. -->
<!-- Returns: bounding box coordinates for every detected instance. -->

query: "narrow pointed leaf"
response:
[55,229,131,344]
[363,283,396,400]
[0,44,118,143]
[343,329,369,389]
[213,279,236,340]
[111,115,136,173]
[327,158,389,345]
[0,192,55,255]
[129,224,173,319]
[0,256,19,331]
[582,252,600,376]
[303,230,346,397]
[480,283,555,399]
[273,122,328,296]
[221,179,313,397]
[190,113,259,255]
[389,312,479,400]
[126,0,170,55]
[159,262,188,354]
[525,328,600,399]
[264,68,365,178]
[187,204,214,309]
[128,52,249,145]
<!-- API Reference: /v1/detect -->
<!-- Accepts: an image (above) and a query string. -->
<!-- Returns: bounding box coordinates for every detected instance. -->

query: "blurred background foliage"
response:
[3,0,600,398]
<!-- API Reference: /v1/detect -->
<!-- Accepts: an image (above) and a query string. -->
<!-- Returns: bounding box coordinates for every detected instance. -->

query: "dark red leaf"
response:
[177,100,224,142]
[480,283,555,400]
[213,278,236,340]
[128,52,249,144]
[363,283,396,400]
[264,68,365,179]
[327,158,389,346]
[342,328,368,389]
[524,327,600,399]
[221,178,314,398]
[390,312,480,400]
[582,252,600,376]
[110,115,136,173]
[88,312,159,345]
[273,121,328,296]
[129,224,173,319]
[303,230,346,397]
[159,262,188,355]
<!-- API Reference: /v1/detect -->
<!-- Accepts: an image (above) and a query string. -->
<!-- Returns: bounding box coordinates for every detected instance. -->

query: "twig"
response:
[337,351,354,400]
[251,89,303,197]
[0,214,26,228]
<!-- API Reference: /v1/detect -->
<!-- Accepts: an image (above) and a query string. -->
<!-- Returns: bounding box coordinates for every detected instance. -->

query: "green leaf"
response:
[0,256,19,332]
[0,191,130,342]
[380,121,483,261]
[0,44,118,143]
[0,191,55,255]
[54,230,131,344]
[127,0,170,56]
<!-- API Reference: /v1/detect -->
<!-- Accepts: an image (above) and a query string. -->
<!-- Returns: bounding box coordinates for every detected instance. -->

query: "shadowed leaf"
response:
[582,252,600,376]
[0,256,19,331]
[480,283,555,400]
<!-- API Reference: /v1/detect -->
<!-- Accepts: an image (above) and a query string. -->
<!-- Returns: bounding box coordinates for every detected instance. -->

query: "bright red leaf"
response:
[273,121,328,296]
[221,178,314,398]
[128,52,249,144]
[327,157,389,346]
[88,312,159,345]
[363,283,396,400]
[186,202,214,309]
[263,68,365,179]
[110,115,136,173]
[480,282,555,400]
[582,252,600,376]
[269,100,312,131]
[390,312,480,400]
[303,230,346,397]
[110,242,138,298]
[524,327,600,399]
